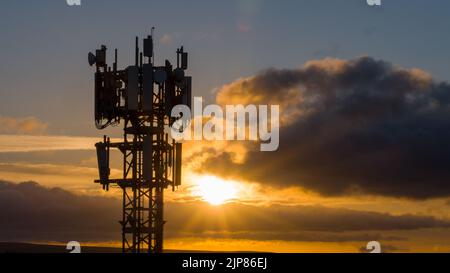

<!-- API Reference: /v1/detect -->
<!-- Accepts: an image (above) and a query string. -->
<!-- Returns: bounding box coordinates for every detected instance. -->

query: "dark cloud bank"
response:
[0,180,120,242]
[204,57,450,199]
[0,180,448,243]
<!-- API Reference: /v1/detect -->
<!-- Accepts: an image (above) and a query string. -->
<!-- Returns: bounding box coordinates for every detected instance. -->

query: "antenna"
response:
[135,36,139,66]
[88,52,96,66]
[151,27,155,65]
[113,49,118,72]
[177,46,188,70]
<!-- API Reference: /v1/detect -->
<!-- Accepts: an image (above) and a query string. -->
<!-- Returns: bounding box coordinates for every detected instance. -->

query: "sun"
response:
[193,175,239,205]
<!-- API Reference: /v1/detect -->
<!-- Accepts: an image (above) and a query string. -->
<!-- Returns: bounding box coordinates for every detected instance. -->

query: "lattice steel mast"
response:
[89,32,191,253]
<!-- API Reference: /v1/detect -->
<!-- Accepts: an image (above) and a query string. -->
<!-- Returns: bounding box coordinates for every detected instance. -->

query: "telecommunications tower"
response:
[88,31,191,253]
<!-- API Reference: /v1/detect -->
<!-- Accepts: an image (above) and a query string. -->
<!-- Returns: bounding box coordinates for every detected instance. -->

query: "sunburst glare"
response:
[192,175,239,205]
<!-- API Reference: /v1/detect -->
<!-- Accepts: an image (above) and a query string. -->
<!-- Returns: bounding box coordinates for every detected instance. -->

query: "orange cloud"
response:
[199,56,450,199]
[160,34,172,45]
[0,135,121,152]
[0,116,48,135]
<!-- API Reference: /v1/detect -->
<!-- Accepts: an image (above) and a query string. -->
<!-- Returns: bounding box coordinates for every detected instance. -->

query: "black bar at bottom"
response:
[1,253,448,272]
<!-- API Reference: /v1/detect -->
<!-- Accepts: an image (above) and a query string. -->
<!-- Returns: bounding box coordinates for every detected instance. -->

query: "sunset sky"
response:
[1,0,450,252]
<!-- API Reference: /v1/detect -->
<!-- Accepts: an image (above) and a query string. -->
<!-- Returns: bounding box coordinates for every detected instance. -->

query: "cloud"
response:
[0,163,107,177]
[0,116,48,135]
[0,180,120,242]
[160,34,172,45]
[0,135,120,152]
[170,231,406,244]
[0,150,97,167]
[197,56,450,199]
[0,180,448,243]
[165,202,450,234]
[0,162,122,195]
[359,244,407,253]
